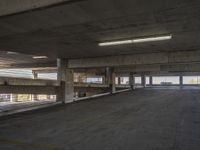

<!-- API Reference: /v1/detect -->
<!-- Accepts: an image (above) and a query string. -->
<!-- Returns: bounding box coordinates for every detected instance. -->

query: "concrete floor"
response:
[0,89,200,150]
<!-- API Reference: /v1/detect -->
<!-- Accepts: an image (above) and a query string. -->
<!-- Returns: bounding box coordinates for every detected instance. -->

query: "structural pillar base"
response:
[57,58,74,103]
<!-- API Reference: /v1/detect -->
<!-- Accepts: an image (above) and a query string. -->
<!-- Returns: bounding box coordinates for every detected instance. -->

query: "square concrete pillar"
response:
[149,76,153,86]
[11,94,18,102]
[117,77,121,85]
[32,71,38,79]
[32,71,38,101]
[32,94,38,101]
[57,58,74,103]
[129,72,135,90]
[105,67,111,85]
[180,74,183,87]
[105,67,115,93]
[111,70,116,94]
[141,74,146,87]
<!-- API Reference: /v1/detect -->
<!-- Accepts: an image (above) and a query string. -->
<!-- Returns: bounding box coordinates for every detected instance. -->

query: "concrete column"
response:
[149,76,153,86]
[141,74,146,87]
[102,76,106,84]
[111,70,116,93]
[32,71,38,79]
[32,71,38,101]
[11,94,18,102]
[129,72,134,90]
[105,67,115,93]
[180,74,183,87]
[47,95,51,100]
[105,67,111,85]
[57,58,74,103]
[118,77,121,85]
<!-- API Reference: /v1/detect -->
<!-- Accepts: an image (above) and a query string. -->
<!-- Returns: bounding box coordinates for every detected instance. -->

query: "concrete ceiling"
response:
[0,51,52,68]
[0,0,200,66]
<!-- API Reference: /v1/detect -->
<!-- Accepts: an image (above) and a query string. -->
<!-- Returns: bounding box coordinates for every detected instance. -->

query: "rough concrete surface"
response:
[0,89,200,150]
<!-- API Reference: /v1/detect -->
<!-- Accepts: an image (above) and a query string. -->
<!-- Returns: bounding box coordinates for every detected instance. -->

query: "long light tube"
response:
[99,35,172,46]
[33,56,48,59]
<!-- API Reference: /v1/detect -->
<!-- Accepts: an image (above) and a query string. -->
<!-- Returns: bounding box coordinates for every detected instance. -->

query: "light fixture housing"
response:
[6,51,19,55]
[99,40,132,46]
[33,56,48,59]
[99,35,172,46]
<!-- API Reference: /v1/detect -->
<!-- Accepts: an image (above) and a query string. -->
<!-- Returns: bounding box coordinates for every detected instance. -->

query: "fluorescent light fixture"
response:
[133,35,172,43]
[99,40,132,46]
[33,56,48,59]
[99,35,172,46]
[7,51,19,55]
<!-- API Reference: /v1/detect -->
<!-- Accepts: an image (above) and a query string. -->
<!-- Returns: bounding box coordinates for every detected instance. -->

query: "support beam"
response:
[141,74,146,88]
[32,71,38,100]
[129,72,134,90]
[105,67,111,85]
[117,77,121,85]
[180,74,183,87]
[32,68,57,74]
[65,68,74,103]
[11,94,18,102]
[115,63,200,74]
[0,0,78,17]
[32,71,38,79]
[7,61,56,69]
[105,67,118,93]
[57,58,74,103]
[0,77,57,86]
[111,70,116,94]
[149,76,153,86]
[68,50,200,68]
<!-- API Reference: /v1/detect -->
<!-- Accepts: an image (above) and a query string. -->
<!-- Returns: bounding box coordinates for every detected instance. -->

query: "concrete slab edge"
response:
[0,101,62,117]
[0,89,131,117]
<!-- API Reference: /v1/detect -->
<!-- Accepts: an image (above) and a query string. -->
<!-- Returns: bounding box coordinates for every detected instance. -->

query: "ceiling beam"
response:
[68,50,200,68]
[0,77,57,86]
[3,61,56,69]
[32,68,57,74]
[0,0,83,17]
[114,63,200,73]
